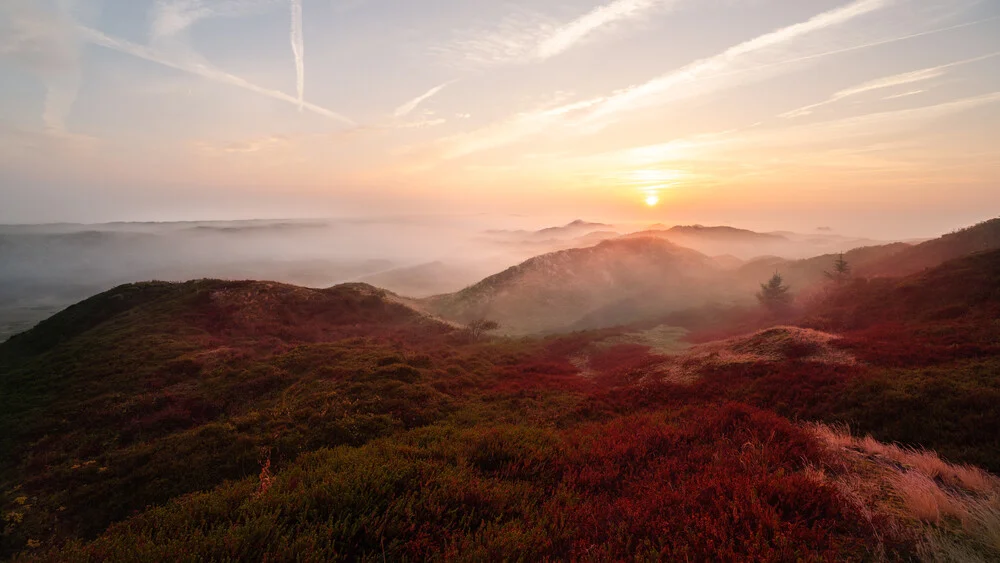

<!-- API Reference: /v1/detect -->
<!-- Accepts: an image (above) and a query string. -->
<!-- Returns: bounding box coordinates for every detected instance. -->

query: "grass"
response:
[809,423,1000,562]
[2,247,999,560]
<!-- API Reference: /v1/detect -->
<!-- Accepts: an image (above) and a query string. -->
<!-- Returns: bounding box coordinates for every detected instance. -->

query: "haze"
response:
[2,0,999,237]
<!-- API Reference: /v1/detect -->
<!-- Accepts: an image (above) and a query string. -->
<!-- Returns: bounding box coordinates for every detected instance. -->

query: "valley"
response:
[1,218,999,561]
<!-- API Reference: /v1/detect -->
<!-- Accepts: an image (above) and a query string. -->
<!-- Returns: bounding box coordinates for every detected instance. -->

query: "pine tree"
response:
[824,253,851,285]
[757,272,792,312]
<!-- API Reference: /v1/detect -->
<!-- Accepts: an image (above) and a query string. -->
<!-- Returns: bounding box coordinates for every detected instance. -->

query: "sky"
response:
[1,0,999,237]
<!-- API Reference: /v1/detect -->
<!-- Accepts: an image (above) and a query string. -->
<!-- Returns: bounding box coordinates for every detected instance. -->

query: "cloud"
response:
[196,134,291,154]
[612,91,1000,165]
[429,96,605,160]
[422,0,900,160]
[437,0,671,67]
[289,0,305,110]
[76,25,355,125]
[882,89,925,100]
[0,0,83,133]
[151,0,279,41]
[584,0,892,123]
[393,82,453,118]
[781,51,1000,118]
[536,0,666,59]
[428,0,996,161]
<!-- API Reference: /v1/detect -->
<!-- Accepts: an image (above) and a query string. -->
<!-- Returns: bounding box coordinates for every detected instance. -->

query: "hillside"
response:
[622,225,884,260]
[357,261,494,298]
[805,247,1000,331]
[0,280,454,557]
[857,217,1000,277]
[3,259,1000,559]
[426,237,726,334]
[730,218,1000,300]
[733,243,911,295]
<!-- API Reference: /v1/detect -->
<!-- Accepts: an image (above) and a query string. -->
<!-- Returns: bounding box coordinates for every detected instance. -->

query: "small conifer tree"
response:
[757,272,792,312]
[824,253,851,285]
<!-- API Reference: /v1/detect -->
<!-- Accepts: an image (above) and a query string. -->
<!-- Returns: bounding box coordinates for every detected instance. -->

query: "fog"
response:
[0,217,894,340]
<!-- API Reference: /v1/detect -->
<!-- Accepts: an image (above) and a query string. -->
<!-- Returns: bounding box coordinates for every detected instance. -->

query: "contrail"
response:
[290,0,304,111]
[394,82,452,118]
[77,25,355,125]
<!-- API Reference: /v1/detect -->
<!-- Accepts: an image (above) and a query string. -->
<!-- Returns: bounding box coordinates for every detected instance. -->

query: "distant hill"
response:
[805,247,1000,331]
[711,254,745,270]
[857,218,1000,277]
[732,218,1000,298]
[534,219,613,238]
[425,237,724,334]
[485,220,615,242]
[620,225,879,259]
[734,243,911,296]
[357,261,497,298]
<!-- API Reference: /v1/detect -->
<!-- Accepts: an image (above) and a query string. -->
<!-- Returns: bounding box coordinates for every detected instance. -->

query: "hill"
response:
[621,225,883,260]
[425,237,725,334]
[733,243,911,296]
[857,217,1000,277]
[534,219,613,238]
[0,280,455,557]
[356,261,494,298]
[3,264,1000,559]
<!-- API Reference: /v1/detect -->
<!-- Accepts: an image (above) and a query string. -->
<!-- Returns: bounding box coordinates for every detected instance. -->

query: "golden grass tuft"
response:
[809,423,1000,561]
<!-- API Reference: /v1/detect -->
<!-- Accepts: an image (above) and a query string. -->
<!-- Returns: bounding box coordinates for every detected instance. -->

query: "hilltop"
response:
[426,237,725,334]
[622,225,883,259]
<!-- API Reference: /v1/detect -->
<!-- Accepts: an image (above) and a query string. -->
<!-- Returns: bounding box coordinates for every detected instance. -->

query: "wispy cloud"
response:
[425,0,895,159]
[537,0,666,59]
[437,0,671,67]
[605,91,1000,168]
[781,51,1000,118]
[541,91,1000,192]
[196,134,292,154]
[151,1,279,43]
[423,96,605,160]
[289,0,305,110]
[0,0,82,133]
[77,25,355,125]
[584,0,892,123]
[882,89,925,100]
[394,82,452,118]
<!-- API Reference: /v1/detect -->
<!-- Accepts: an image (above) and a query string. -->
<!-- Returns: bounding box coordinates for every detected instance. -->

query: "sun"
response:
[645,194,660,207]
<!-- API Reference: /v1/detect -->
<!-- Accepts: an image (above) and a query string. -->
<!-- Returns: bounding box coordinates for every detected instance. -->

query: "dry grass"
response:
[809,423,1000,561]
[692,326,857,365]
[571,326,856,384]
[597,325,692,354]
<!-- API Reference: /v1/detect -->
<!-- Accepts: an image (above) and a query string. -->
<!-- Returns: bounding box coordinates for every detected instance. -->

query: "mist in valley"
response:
[0,216,905,341]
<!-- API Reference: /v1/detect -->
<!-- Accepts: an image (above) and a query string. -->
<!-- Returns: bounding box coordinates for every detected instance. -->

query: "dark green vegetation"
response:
[1,230,999,560]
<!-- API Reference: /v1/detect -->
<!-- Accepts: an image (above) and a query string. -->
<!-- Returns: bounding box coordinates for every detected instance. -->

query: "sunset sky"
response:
[1,0,999,237]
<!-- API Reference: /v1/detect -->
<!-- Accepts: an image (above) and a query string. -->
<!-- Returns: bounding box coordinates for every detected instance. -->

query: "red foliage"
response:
[535,405,892,560]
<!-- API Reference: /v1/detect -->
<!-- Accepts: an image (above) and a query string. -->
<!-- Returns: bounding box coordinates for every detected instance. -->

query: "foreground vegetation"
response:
[1,248,999,561]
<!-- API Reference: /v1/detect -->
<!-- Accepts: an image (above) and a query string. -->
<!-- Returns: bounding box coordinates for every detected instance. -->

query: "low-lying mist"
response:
[0,217,892,341]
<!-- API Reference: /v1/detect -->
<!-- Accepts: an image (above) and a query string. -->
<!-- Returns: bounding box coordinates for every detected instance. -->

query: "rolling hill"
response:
[857,217,1000,277]
[4,221,1000,561]
[425,237,726,334]
[3,248,1000,560]
[621,225,884,260]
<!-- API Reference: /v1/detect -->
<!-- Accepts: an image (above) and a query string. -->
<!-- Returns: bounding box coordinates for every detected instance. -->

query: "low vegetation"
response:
[1,231,998,561]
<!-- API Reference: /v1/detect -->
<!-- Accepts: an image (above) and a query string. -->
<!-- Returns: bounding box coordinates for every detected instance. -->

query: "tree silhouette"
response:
[824,254,851,285]
[467,319,500,340]
[757,272,792,312]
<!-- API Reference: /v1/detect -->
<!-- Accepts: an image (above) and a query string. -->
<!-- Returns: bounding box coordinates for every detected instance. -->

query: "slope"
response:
[425,237,725,334]
[0,280,456,556]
